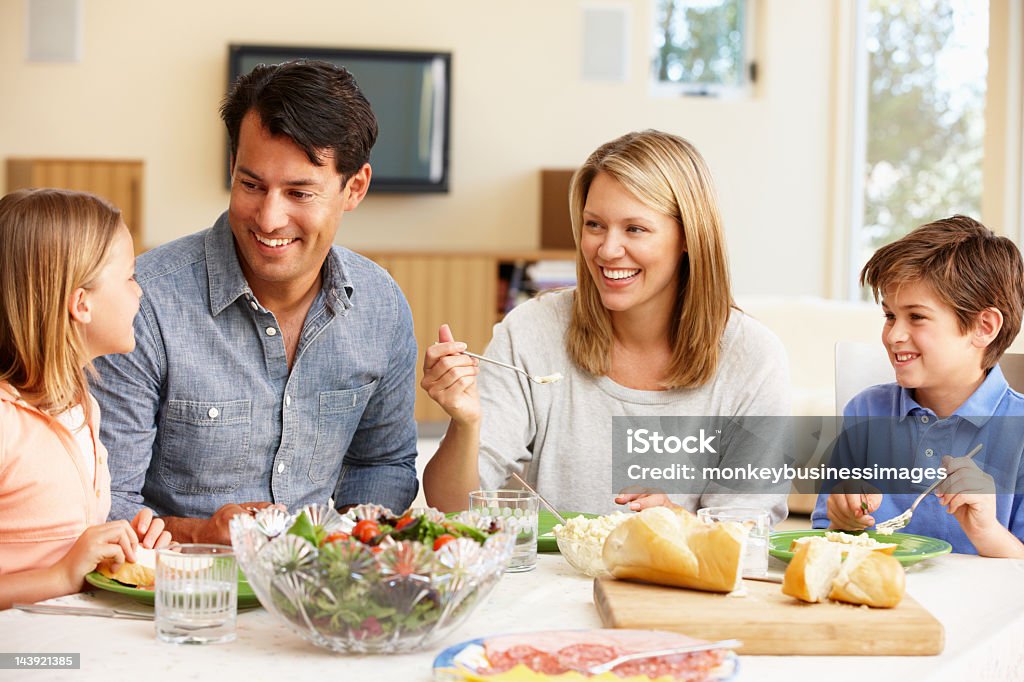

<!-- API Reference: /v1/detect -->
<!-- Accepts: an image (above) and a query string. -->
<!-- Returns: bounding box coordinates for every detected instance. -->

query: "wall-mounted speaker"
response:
[26,0,82,63]
[581,4,630,82]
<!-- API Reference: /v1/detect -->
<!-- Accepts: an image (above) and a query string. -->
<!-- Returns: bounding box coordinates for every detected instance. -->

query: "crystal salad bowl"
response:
[230,503,515,654]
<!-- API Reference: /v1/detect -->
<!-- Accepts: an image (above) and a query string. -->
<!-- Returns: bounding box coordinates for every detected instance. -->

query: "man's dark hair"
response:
[220,60,378,182]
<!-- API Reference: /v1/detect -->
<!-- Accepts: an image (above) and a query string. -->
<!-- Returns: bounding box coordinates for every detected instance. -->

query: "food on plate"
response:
[782,541,905,608]
[602,507,747,593]
[789,531,897,555]
[97,547,156,588]
[552,512,630,577]
[448,629,733,681]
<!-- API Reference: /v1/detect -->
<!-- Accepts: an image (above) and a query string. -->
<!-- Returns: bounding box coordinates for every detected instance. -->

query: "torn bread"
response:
[97,547,156,587]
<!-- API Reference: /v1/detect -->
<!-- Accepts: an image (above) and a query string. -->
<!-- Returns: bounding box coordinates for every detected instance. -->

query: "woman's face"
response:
[580,172,686,321]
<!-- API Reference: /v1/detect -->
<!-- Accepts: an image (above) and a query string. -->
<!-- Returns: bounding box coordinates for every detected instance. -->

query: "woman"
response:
[422,130,790,519]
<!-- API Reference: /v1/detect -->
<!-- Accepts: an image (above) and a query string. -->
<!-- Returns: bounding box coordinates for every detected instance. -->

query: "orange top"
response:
[0,382,111,574]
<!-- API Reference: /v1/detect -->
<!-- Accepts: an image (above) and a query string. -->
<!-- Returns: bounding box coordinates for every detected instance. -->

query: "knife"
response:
[13,603,154,620]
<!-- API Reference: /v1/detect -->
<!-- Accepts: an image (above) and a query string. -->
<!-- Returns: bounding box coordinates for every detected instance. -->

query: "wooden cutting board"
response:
[594,577,944,655]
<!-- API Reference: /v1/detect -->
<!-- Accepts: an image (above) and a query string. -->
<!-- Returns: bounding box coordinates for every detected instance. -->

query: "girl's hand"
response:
[614,492,679,512]
[421,324,480,426]
[55,521,138,592]
[130,508,173,549]
[826,482,882,530]
[935,455,998,536]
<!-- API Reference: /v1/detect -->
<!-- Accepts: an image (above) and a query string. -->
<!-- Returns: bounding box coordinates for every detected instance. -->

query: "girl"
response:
[0,188,171,609]
[421,130,791,518]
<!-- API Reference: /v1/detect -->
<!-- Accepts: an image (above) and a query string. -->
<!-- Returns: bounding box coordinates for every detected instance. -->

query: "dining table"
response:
[2,552,1022,681]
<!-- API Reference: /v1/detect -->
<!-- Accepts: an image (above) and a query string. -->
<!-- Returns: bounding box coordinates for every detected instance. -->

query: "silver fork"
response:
[586,639,741,675]
[463,351,563,385]
[874,443,983,534]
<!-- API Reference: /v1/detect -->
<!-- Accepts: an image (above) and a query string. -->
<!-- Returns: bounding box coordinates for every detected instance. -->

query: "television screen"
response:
[228,44,451,193]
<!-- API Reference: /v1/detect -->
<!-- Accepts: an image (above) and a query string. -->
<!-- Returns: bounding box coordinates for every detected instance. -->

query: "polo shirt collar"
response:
[896,364,1008,428]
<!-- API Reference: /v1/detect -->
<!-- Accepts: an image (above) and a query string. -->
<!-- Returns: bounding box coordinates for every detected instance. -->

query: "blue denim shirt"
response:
[93,213,418,520]
[812,365,1024,553]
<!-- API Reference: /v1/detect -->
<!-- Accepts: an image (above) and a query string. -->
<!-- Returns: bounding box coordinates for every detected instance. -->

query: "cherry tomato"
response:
[353,519,380,544]
[395,514,416,530]
[321,532,350,545]
[433,534,457,551]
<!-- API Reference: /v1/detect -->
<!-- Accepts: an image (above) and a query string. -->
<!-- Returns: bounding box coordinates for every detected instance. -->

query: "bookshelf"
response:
[362,250,575,422]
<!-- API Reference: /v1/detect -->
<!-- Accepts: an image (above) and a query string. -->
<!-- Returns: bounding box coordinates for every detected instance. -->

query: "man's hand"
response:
[161,502,279,545]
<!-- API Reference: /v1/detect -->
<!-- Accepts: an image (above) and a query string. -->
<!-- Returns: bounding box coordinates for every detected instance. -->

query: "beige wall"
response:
[0,0,836,296]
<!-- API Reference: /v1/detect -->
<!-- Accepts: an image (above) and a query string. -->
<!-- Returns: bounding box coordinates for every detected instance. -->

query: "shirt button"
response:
[925,448,934,457]
[277,462,285,474]
[208,407,220,419]
[285,395,291,407]
[95,489,101,498]
[921,416,930,424]
[250,301,258,310]
[266,327,277,336]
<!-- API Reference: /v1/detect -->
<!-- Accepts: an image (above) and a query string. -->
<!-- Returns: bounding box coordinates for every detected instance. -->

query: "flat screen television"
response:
[227,44,451,193]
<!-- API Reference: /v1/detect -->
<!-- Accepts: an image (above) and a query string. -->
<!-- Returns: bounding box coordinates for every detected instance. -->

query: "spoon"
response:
[463,351,563,385]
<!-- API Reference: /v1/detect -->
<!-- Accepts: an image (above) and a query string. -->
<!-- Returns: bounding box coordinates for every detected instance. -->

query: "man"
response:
[94,61,419,544]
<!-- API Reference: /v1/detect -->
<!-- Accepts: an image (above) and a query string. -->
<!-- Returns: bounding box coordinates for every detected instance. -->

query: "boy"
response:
[812,216,1024,557]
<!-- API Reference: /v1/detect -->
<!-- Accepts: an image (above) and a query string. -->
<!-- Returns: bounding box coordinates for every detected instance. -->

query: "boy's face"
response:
[881,279,986,396]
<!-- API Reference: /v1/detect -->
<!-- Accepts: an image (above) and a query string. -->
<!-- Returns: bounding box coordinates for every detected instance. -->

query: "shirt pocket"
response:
[307,381,378,484]
[158,399,251,494]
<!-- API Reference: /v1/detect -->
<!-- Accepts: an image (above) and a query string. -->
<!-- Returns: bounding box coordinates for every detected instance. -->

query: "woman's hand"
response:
[421,324,480,426]
[54,520,138,593]
[130,508,173,549]
[826,481,882,530]
[935,455,999,537]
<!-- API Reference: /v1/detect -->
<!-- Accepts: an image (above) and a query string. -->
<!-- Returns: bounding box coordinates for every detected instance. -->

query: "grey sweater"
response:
[477,289,791,522]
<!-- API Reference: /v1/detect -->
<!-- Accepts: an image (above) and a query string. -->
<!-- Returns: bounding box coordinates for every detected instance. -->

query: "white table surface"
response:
[2,553,1023,681]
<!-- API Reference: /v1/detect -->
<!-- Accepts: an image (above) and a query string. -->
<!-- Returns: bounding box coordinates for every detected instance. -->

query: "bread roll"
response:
[97,547,156,587]
[789,531,897,555]
[829,550,905,608]
[601,507,747,593]
[782,540,843,603]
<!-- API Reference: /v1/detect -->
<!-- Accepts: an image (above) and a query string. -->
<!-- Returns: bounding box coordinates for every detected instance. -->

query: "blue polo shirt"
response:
[812,365,1024,553]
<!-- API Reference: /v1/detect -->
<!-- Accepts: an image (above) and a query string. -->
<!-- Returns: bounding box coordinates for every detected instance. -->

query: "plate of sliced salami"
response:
[432,629,739,681]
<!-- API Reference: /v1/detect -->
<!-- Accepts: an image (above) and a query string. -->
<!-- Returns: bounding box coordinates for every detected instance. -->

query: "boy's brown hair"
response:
[860,215,1024,370]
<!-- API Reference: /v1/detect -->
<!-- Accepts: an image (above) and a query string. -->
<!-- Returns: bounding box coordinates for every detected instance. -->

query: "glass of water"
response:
[155,544,237,644]
[697,506,771,578]
[469,490,539,573]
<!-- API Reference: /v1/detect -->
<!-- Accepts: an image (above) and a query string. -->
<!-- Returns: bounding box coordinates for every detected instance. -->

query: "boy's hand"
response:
[56,520,138,592]
[935,455,998,536]
[827,481,882,530]
[614,492,679,512]
[130,508,173,549]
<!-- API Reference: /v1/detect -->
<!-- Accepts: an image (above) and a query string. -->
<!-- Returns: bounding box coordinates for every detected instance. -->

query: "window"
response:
[849,0,989,295]
[650,0,756,97]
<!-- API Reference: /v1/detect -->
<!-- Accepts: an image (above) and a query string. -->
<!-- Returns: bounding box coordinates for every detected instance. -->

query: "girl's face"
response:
[79,224,142,361]
[579,172,686,322]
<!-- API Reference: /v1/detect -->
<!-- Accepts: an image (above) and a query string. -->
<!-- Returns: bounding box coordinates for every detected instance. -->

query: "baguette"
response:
[781,539,842,603]
[829,550,905,608]
[601,506,748,593]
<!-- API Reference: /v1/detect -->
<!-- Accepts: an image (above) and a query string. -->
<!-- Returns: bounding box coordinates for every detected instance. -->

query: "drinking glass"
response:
[697,506,771,578]
[155,544,237,644]
[469,490,539,572]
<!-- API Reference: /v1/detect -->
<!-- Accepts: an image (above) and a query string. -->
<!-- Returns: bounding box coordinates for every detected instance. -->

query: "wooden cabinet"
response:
[362,250,575,422]
[6,158,145,251]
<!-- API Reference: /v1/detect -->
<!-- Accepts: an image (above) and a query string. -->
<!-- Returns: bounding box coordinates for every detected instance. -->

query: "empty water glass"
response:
[155,544,237,644]
[697,506,771,578]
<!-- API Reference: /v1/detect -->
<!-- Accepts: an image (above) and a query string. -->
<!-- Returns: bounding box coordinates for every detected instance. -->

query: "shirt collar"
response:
[204,212,355,316]
[896,364,1009,427]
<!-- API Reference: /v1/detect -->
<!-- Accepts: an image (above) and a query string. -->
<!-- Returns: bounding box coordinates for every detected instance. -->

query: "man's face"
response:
[227,111,369,293]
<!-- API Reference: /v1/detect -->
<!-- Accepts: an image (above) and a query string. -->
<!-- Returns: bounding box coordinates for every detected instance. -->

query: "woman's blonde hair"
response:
[566,130,734,388]
[0,188,122,416]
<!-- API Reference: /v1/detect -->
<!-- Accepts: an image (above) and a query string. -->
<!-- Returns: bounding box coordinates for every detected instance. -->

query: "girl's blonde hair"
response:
[566,130,734,388]
[0,188,122,416]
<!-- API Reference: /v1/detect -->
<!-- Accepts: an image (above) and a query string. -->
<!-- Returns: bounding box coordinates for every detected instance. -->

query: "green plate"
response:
[769,530,952,567]
[538,509,598,552]
[85,569,261,609]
